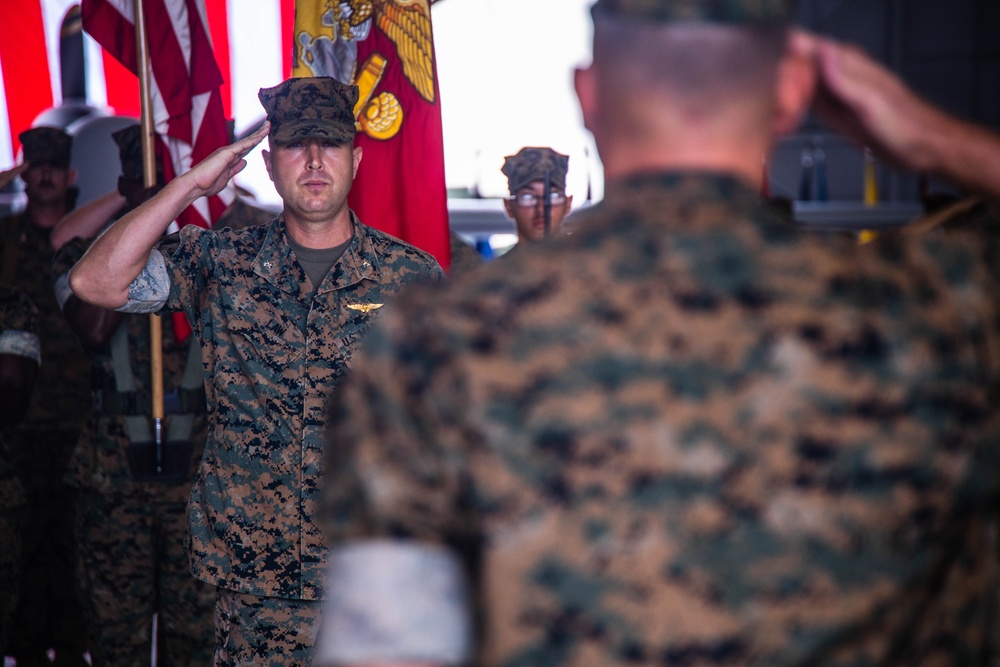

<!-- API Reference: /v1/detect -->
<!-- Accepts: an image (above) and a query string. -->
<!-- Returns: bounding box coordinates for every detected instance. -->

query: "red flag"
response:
[82,0,233,339]
[0,1,54,156]
[293,0,450,270]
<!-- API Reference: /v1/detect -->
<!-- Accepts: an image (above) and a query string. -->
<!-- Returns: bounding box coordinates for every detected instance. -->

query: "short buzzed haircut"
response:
[593,15,788,108]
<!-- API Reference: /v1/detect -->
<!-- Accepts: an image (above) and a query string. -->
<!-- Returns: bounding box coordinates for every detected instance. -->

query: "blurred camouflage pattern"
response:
[258,76,359,145]
[0,284,40,367]
[327,172,1000,666]
[19,126,72,168]
[0,166,90,663]
[591,0,790,23]
[0,220,89,428]
[54,237,214,666]
[75,492,214,666]
[155,213,443,601]
[502,147,569,194]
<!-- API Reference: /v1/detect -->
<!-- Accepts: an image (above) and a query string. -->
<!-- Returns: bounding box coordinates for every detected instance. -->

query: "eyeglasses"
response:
[507,192,567,208]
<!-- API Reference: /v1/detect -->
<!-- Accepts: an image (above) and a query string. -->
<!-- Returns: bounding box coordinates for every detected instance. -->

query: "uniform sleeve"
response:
[315,541,472,666]
[154,225,218,322]
[0,286,40,364]
[52,237,88,312]
[325,295,473,547]
[322,297,476,665]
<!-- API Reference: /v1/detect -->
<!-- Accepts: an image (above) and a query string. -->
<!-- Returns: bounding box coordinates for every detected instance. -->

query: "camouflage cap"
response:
[19,126,72,169]
[591,0,791,23]
[502,147,569,194]
[112,124,164,183]
[258,76,358,144]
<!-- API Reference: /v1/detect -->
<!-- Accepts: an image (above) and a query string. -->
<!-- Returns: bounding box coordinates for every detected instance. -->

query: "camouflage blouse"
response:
[0,285,38,510]
[54,237,205,501]
[157,213,442,600]
[327,172,1000,665]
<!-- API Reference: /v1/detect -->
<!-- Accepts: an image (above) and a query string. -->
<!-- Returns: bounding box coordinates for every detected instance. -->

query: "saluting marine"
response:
[68,75,443,666]
[54,124,215,667]
[1,126,90,667]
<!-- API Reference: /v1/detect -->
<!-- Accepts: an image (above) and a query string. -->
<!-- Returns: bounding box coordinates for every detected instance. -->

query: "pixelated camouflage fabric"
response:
[0,213,90,428]
[157,212,443,600]
[20,126,71,168]
[258,77,359,145]
[214,589,320,666]
[0,284,36,511]
[75,490,215,666]
[502,148,569,194]
[327,172,1000,666]
[54,236,207,497]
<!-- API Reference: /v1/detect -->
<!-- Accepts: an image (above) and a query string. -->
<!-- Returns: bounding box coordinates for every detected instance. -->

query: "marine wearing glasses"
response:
[501,146,573,243]
[507,192,569,208]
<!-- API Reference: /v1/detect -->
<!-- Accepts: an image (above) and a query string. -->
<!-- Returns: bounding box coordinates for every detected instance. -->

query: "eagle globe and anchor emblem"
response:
[293,0,436,141]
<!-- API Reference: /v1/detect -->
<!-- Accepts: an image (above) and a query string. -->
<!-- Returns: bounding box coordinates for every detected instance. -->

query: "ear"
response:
[773,41,817,137]
[262,148,273,182]
[68,167,78,186]
[502,198,516,220]
[563,194,574,215]
[352,145,363,178]
[574,65,597,134]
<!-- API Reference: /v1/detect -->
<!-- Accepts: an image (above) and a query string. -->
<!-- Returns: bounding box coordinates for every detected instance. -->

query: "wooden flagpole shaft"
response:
[134,0,165,431]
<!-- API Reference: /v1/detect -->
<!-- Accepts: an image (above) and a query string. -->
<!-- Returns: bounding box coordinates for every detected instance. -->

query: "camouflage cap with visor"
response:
[112,124,165,183]
[258,76,359,145]
[591,0,791,23]
[502,147,570,194]
[19,126,72,169]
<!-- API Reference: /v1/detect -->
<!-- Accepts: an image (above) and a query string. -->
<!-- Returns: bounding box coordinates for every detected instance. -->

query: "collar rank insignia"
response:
[347,303,384,313]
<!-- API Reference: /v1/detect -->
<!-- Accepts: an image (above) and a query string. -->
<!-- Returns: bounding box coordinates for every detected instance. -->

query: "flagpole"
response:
[134,0,166,471]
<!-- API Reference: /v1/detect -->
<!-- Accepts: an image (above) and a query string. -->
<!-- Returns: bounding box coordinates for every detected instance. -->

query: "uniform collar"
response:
[252,212,379,300]
[604,170,763,213]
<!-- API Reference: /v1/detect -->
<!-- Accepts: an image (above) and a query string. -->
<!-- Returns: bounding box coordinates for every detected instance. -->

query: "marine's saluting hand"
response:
[187,122,271,198]
[0,161,29,191]
[794,29,1000,201]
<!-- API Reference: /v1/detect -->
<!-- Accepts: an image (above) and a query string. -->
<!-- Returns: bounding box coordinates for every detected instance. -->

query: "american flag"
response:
[0,0,297,177]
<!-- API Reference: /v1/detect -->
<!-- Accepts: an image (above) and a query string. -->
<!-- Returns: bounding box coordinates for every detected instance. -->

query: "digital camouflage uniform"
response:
[148,212,442,596]
[326,172,1000,666]
[0,127,90,664]
[112,75,441,664]
[55,234,215,667]
[0,285,39,654]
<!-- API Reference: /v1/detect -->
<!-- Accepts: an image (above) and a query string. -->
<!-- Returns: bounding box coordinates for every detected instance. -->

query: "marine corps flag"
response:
[292,0,451,270]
